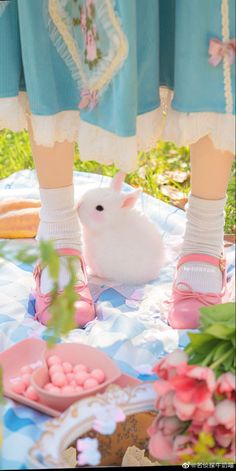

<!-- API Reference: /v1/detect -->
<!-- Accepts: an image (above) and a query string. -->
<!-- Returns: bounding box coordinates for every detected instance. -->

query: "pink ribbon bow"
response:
[208,38,236,67]
[78,88,98,110]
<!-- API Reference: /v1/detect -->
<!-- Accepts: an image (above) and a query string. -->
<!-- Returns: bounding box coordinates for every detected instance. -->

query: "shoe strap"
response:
[176,253,227,296]
[177,253,226,272]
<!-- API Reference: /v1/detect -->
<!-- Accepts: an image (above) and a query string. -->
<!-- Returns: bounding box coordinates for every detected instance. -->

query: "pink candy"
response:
[11,357,106,400]
[45,361,106,394]
[12,379,26,394]
[62,362,73,373]
[83,378,98,390]
[51,372,67,388]
[91,368,105,384]
[73,363,88,373]
[21,373,31,388]
[66,372,75,382]
[49,364,63,376]
[47,355,61,367]
[25,386,39,401]
[75,371,90,386]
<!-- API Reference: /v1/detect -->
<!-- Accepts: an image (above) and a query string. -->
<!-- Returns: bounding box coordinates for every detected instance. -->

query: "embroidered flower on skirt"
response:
[47,0,128,109]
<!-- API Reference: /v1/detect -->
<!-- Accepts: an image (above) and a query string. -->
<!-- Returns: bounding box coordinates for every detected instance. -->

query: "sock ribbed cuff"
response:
[181,194,226,258]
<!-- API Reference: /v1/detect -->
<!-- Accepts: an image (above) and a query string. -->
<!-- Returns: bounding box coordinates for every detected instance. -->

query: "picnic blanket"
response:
[0,170,235,470]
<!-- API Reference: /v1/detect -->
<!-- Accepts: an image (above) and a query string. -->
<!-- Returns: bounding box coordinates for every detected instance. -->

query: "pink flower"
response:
[174,395,215,423]
[148,414,185,460]
[173,434,195,456]
[206,400,235,453]
[215,424,235,448]
[80,7,87,32]
[153,350,188,380]
[214,399,235,431]
[86,31,97,61]
[170,365,215,405]
[215,373,236,400]
[149,432,176,461]
[156,390,176,417]
[148,432,176,461]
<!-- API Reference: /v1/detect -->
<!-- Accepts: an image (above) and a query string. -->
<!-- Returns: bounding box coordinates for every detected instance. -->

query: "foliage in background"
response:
[0,129,235,235]
[15,240,78,346]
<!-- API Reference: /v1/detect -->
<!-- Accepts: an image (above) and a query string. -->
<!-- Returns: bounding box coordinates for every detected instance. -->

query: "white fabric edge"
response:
[0,92,235,174]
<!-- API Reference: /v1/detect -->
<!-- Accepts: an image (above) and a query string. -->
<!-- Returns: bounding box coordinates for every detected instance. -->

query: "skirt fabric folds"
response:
[0,0,235,171]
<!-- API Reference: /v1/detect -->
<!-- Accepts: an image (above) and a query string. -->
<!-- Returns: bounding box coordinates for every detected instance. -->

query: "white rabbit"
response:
[77,172,165,284]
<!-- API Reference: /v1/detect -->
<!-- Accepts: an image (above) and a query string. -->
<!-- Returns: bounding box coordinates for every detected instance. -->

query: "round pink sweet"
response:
[49,386,61,394]
[69,380,77,387]
[62,362,73,373]
[11,379,26,394]
[91,368,105,384]
[49,364,63,376]
[75,386,84,393]
[21,373,31,388]
[20,365,33,375]
[25,386,39,401]
[66,373,75,382]
[44,383,54,391]
[47,355,61,367]
[83,378,98,390]
[51,372,66,387]
[61,385,75,394]
[75,371,90,386]
[73,364,88,373]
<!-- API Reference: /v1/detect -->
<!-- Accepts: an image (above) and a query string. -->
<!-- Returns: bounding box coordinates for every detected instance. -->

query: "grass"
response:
[0,129,235,234]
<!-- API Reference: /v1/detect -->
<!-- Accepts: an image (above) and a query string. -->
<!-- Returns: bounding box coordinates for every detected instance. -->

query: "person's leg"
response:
[168,135,234,329]
[28,119,95,325]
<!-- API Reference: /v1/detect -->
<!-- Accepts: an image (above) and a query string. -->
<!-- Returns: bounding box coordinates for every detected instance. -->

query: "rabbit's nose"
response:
[77,200,82,210]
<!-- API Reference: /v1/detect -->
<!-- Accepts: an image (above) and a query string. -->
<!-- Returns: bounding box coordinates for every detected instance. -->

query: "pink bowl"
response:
[31,343,121,411]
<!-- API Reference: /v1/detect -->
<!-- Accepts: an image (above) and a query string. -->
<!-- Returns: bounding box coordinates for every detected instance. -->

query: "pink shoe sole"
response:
[168,254,227,330]
[33,248,96,327]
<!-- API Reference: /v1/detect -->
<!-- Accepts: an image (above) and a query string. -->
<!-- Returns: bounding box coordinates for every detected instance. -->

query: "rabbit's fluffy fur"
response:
[77,173,165,284]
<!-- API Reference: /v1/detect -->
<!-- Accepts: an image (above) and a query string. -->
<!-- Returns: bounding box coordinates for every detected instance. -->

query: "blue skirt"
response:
[0,0,235,171]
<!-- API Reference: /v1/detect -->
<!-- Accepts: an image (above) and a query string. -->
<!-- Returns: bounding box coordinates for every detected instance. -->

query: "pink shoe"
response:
[33,248,96,327]
[168,254,227,330]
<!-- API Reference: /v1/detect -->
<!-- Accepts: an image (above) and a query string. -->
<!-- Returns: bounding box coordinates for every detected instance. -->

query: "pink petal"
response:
[149,432,175,461]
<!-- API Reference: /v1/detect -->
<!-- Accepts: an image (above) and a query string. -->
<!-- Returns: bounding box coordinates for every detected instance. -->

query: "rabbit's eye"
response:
[95,205,104,212]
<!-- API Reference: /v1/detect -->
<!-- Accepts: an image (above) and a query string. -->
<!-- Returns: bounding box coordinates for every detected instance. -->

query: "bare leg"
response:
[27,118,74,188]
[190,135,234,200]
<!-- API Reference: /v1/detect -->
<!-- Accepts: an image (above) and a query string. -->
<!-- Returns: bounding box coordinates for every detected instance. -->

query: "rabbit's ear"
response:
[121,189,141,209]
[110,171,126,192]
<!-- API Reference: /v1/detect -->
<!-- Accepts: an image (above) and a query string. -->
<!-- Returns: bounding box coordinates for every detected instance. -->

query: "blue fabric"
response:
[0,170,235,469]
[0,0,235,136]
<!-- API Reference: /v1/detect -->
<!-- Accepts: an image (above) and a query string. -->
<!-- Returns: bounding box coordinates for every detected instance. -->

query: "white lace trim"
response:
[221,0,233,113]
[0,93,234,174]
[163,107,235,154]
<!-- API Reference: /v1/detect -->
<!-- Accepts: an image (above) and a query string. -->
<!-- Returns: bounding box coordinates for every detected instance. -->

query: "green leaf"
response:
[212,342,230,361]
[200,303,235,326]
[204,324,234,339]
[185,333,215,348]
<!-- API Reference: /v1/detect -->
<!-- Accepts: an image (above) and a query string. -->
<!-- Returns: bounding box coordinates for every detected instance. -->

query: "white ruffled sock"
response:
[36,185,85,294]
[176,195,226,293]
